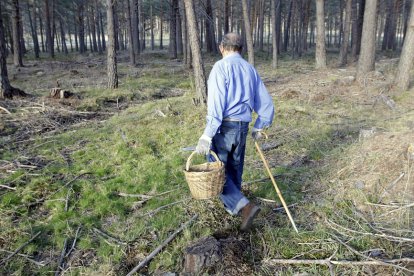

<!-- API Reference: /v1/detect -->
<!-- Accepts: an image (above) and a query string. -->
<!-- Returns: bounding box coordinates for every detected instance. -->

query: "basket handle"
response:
[185,150,221,171]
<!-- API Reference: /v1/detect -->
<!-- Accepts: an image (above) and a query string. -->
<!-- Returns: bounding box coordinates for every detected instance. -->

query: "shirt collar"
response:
[222,52,241,60]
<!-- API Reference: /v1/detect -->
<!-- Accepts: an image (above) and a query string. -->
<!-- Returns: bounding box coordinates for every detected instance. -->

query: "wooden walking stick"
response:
[254,133,299,233]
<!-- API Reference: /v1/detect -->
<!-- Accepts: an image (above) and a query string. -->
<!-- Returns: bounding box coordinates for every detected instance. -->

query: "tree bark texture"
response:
[241,0,255,65]
[0,1,11,99]
[27,2,40,58]
[169,0,178,59]
[183,0,207,103]
[45,0,54,57]
[357,0,378,79]
[127,0,136,64]
[338,0,352,66]
[12,0,23,66]
[394,1,414,90]
[107,0,118,89]
[315,0,327,69]
[271,0,278,69]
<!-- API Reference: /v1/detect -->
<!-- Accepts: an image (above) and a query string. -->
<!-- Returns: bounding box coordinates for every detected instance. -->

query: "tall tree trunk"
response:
[284,0,293,52]
[258,0,265,51]
[150,1,155,50]
[241,0,255,65]
[127,0,136,64]
[107,0,118,89]
[39,9,45,52]
[100,11,106,51]
[394,1,414,90]
[160,2,164,49]
[45,0,54,57]
[271,0,278,68]
[357,0,378,80]
[60,19,68,54]
[77,3,86,53]
[177,3,183,55]
[315,0,327,69]
[205,0,216,53]
[95,0,102,54]
[91,5,98,52]
[338,0,352,66]
[73,13,79,51]
[169,0,178,58]
[183,0,207,103]
[132,0,140,55]
[27,2,40,58]
[138,0,144,51]
[217,0,222,44]
[351,0,365,59]
[0,1,12,99]
[224,0,230,34]
[12,0,23,66]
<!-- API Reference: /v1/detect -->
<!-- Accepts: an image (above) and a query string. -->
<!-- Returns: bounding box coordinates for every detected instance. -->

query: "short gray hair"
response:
[220,33,243,52]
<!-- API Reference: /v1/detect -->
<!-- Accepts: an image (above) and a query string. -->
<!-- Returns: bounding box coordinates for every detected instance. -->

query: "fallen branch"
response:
[0,231,42,266]
[0,106,11,114]
[65,226,82,258]
[378,172,405,201]
[331,235,414,273]
[117,192,152,200]
[141,199,188,217]
[264,257,414,267]
[93,227,128,246]
[326,219,414,243]
[0,184,16,190]
[126,214,198,276]
[55,238,68,276]
[0,249,46,266]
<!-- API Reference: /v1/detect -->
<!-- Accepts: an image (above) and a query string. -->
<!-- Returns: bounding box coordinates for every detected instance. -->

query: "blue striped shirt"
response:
[203,53,275,138]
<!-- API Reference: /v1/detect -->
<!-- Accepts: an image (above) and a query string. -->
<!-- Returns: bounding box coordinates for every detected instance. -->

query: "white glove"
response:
[195,135,212,155]
[251,127,263,140]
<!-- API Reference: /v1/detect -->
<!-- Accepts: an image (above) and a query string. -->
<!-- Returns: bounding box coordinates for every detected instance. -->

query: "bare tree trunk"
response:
[357,0,378,80]
[132,0,141,55]
[169,0,178,58]
[95,0,102,54]
[258,0,265,51]
[315,0,327,69]
[38,8,45,52]
[127,0,136,64]
[138,0,144,51]
[150,1,155,50]
[272,0,278,69]
[338,0,352,66]
[183,0,207,103]
[241,0,255,65]
[12,0,23,66]
[59,19,68,54]
[107,0,118,89]
[224,0,230,33]
[77,3,86,53]
[45,0,54,57]
[351,0,365,59]
[284,0,293,52]
[27,1,40,58]
[0,1,11,99]
[100,11,106,51]
[394,1,414,90]
[91,4,98,52]
[160,2,164,49]
[177,4,183,55]
[205,0,216,53]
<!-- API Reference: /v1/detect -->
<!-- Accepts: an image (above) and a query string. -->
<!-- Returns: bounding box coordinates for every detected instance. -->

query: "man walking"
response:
[195,33,274,231]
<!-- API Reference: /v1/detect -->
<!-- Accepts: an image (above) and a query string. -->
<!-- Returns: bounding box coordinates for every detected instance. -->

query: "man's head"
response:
[219,33,243,55]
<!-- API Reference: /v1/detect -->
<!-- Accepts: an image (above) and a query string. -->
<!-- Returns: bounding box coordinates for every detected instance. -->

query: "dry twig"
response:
[0,184,16,191]
[0,231,42,266]
[55,238,68,276]
[65,226,82,258]
[93,227,128,246]
[0,249,46,266]
[126,214,198,275]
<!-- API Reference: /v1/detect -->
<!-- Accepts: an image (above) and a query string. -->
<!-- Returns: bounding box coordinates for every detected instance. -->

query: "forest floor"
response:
[0,50,413,275]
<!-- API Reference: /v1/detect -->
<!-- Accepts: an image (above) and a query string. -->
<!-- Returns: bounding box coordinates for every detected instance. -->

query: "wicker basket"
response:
[184,150,225,200]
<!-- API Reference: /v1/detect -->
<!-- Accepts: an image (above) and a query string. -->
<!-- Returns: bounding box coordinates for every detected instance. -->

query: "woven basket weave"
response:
[184,151,225,200]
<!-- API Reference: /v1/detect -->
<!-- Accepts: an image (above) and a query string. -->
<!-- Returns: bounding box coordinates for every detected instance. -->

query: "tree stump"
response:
[50,88,74,99]
[183,236,221,274]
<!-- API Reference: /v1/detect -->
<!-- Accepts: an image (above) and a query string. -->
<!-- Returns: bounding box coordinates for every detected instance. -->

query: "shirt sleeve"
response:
[202,63,227,138]
[253,74,274,129]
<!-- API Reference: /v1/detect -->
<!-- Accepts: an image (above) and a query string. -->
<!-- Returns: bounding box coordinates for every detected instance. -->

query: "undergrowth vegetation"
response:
[1,52,413,275]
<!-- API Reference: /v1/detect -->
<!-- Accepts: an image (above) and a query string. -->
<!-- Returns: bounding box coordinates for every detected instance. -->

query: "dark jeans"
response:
[211,121,250,215]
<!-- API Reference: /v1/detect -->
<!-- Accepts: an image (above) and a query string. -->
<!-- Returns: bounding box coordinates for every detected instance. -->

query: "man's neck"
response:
[222,51,239,58]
